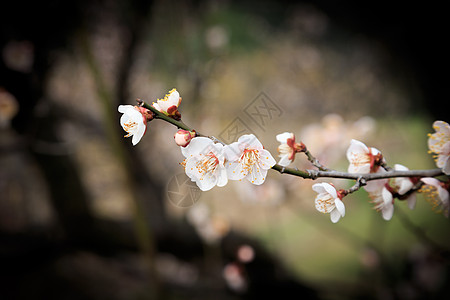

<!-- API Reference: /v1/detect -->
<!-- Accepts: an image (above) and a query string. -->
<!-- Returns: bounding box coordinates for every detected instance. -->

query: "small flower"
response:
[152,88,182,120]
[346,139,384,173]
[312,182,345,223]
[174,129,196,147]
[181,137,227,191]
[419,178,449,217]
[428,120,450,175]
[391,164,417,209]
[276,132,305,167]
[224,134,276,185]
[118,105,151,145]
[364,178,394,220]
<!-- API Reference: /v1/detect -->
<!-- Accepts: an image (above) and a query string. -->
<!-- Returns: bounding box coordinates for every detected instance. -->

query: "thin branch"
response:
[136,99,446,182]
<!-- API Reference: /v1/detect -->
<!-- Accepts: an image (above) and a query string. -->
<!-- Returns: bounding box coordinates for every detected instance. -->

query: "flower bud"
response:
[174,130,196,147]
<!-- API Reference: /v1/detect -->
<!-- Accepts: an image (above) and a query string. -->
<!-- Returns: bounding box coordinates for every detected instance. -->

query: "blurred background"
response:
[1,0,449,299]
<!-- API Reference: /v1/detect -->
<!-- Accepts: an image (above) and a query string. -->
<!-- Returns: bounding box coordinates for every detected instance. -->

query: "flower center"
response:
[240,149,260,172]
[278,144,291,156]
[419,185,446,215]
[123,120,138,137]
[196,152,219,175]
[429,128,449,153]
[351,152,371,168]
[315,194,335,213]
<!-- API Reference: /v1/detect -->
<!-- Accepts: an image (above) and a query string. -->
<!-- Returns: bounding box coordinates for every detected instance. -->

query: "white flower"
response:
[346,139,384,173]
[364,178,394,221]
[391,164,417,209]
[428,120,450,175]
[312,182,345,223]
[118,105,147,145]
[224,134,276,185]
[276,132,304,167]
[420,178,449,217]
[181,137,227,191]
[152,88,182,119]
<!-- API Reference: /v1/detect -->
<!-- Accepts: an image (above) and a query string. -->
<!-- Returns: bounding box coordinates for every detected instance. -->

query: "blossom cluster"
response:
[181,134,276,191]
[118,89,449,223]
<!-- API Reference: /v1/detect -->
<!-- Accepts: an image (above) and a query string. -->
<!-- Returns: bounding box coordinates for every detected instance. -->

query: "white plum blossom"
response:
[224,134,276,185]
[152,88,182,119]
[364,178,394,221]
[181,137,227,191]
[420,178,450,217]
[428,120,450,175]
[118,105,148,146]
[346,139,384,173]
[391,164,417,210]
[276,132,305,167]
[312,182,345,223]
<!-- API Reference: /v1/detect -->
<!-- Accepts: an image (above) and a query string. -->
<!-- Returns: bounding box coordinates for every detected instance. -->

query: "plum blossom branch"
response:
[120,94,449,222]
[136,99,445,182]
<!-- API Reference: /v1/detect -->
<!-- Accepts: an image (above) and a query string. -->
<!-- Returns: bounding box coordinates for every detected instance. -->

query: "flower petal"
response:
[226,161,245,180]
[322,183,338,199]
[181,137,213,158]
[276,132,292,144]
[258,149,276,169]
[223,142,243,161]
[407,194,417,210]
[196,173,218,191]
[335,198,345,217]
[238,134,263,149]
[118,104,134,113]
[382,204,394,221]
[278,154,292,167]
[312,183,326,194]
[330,209,341,223]
[216,166,228,187]
[248,166,268,185]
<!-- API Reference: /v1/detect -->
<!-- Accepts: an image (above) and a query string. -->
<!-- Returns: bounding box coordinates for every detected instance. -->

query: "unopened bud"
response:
[174,129,196,147]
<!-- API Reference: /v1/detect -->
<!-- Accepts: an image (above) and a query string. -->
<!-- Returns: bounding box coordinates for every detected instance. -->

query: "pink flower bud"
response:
[174,130,196,147]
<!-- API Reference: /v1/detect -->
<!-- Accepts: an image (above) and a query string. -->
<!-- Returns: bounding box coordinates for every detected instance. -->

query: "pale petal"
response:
[216,166,228,187]
[152,102,161,111]
[185,157,201,180]
[330,209,341,223]
[131,123,146,145]
[118,104,134,113]
[433,120,450,136]
[382,187,393,205]
[248,165,267,185]
[278,154,292,167]
[443,157,450,175]
[370,147,381,156]
[398,179,413,195]
[258,149,276,169]
[181,137,213,158]
[421,177,439,187]
[322,182,338,199]
[348,164,371,174]
[335,198,345,216]
[196,173,218,191]
[276,132,292,144]
[168,90,180,106]
[223,142,243,161]
[239,134,263,149]
[382,204,394,221]
[226,161,246,180]
[407,194,417,210]
[312,183,327,194]
[346,139,369,161]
